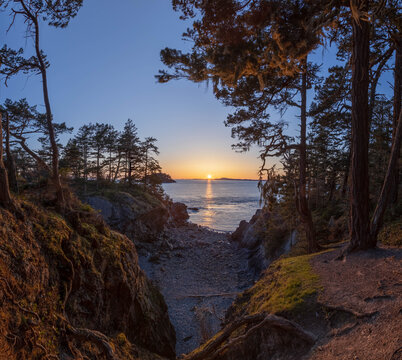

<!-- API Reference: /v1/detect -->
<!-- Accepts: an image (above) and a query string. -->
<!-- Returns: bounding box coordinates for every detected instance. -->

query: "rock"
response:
[231,209,296,277]
[0,200,176,359]
[168,202,189,226]
[85,192,170,243]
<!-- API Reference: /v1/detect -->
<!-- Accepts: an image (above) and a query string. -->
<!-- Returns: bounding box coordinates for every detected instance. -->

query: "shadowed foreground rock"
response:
[0,198,176,359]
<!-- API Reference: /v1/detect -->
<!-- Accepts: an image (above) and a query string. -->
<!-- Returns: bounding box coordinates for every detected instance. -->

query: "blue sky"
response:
[0,0,394,179]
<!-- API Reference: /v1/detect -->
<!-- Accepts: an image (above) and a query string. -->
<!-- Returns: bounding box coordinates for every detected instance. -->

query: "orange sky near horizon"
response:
[159,150,273,180]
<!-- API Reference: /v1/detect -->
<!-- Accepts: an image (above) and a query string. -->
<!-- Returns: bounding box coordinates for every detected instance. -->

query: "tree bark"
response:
[4,113,18,192]
[342,147,351,198]
[20,0,65,208]
[298,57,318,253]
[348,0,371,252]
[370,108,402,244]
[0,113,13,208]
[390,35,401,205]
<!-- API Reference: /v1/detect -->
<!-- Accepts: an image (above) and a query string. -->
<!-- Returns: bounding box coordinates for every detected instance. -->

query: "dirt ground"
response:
[137,223,252,356]
[309,246,402,360]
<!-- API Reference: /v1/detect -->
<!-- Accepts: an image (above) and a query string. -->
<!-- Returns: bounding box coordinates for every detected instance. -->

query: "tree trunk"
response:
[0,113,12,208]
[298,58,318,253]
[113,152,122,183]
[144,150,148,186]
[348,0,371,252]
[31,12,64,208]
[4,113,18,192]
[83,144,87,195]
[370,107,402,244]
[342,147,351,198]
[128,151,132,185]
[390,35,402,205]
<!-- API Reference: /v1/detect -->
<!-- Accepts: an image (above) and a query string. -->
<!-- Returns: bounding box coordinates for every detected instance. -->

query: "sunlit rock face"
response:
[85,192,189,244]
[86,192,169,243]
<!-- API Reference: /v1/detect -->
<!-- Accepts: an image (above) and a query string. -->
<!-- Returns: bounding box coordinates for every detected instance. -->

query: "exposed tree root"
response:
[321,303,379,319]
[182,313,316,360]
[389,346,402,360]
[330,322,358,337]
[177,292,239,299]
[65,324,117,360]
[0,276,40,322]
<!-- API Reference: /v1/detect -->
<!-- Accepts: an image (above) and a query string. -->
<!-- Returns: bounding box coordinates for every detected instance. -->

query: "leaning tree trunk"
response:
[298,58,318,253]
[0,113,13,208]
[390,35,402,205]
[5,113,18,192]
[348,0,371,252]
[30,12,65,208]
[370,107,402,244]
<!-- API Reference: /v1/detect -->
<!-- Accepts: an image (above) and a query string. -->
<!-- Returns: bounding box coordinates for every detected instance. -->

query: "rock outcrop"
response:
[0,199,176,359]
[85,192,188,244]
[231,209,297,277]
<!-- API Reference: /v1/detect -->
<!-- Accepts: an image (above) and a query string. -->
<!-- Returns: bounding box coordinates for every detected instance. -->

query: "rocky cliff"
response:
[231,208,296,277]
[0,197,176,359]
[85,191,189,244]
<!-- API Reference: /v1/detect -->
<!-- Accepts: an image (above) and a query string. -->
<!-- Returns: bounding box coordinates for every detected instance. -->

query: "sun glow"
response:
[207,174,212,179]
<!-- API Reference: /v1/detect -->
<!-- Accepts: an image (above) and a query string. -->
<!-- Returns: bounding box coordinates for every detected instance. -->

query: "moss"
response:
[231,251,334,319]
[379,219,402,247]
[116,332,129,346]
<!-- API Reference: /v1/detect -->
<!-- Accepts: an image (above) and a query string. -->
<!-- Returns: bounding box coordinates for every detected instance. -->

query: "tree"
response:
[158,0,333,252]
[0,112,12,207]
[141,137,160,185]
[89,123,114,187]
[347,0,371,252]
[119,119,140,185]
[3,99,51,173]
[75,124,93,194]
[0,0,83,208]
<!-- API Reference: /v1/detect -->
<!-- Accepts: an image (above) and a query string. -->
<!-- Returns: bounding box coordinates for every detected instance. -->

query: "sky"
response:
[0,0,394,180]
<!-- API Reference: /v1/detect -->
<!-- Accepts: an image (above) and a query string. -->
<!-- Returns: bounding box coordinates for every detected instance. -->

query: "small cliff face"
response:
[85,191,188,243]
[0,199,176,359]
[231,209,295,277]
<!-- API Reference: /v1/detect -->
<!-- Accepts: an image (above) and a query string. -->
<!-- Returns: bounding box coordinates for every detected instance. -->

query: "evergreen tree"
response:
[119,119,140,185]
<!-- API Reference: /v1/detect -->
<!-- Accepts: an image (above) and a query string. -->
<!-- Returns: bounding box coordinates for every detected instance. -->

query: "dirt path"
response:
[309,246,402,360]
[137,223,252,356]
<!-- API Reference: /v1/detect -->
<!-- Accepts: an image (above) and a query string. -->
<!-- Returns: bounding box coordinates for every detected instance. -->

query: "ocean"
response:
[163,179,261,232]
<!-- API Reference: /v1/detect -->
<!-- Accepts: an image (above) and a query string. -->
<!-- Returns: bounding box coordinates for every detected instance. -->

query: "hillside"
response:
[182,244,402,360]
[0,196,176,360]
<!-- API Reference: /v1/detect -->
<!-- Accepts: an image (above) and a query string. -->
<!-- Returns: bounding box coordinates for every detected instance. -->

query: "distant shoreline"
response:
[173,178,259,181]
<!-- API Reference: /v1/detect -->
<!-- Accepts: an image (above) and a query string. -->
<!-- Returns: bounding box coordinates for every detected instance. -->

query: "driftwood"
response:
[183,313,316,360]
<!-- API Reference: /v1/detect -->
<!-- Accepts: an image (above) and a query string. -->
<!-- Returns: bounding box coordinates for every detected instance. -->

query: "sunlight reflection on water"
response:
[163,179,261,232]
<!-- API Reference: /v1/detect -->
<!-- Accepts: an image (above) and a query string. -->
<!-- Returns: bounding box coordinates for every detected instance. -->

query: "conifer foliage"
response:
[159,0,402,252]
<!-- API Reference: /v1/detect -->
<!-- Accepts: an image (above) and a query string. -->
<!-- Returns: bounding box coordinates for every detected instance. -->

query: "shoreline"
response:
[137,222,253,356]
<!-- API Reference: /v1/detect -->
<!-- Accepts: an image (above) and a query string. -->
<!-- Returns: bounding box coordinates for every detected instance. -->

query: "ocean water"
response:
[163,179,261,232]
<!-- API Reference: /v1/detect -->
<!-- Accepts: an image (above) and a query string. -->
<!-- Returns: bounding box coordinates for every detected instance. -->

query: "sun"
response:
[207,174,212,179]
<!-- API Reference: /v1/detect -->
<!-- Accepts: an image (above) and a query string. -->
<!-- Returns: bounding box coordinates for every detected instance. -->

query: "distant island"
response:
[214,177,258,181]
[177,178,259,181]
